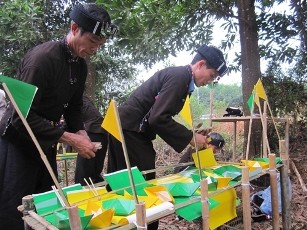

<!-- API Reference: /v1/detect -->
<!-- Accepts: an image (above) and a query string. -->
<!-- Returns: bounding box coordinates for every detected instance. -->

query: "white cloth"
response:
[0,89,7,120]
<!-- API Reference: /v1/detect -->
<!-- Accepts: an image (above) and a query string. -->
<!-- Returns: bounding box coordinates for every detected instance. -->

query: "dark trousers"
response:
[75,132,108,185]
[0,137,57,230]
[107,130,156,180]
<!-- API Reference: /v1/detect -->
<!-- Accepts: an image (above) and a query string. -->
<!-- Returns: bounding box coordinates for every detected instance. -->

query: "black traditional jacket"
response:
[0,40,87,152]
[119,66,193,153]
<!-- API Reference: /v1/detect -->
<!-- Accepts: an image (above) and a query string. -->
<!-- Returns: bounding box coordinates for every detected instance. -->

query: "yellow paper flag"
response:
[254,90,260,108]
[179,96,193,127]
[192,148,218,168]
[255,79,267,100]
[209,188,237,229]
[101,100,122,142]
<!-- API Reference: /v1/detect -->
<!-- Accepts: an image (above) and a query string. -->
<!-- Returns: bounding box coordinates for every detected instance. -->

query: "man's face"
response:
[70,23,107,58]
[193,61,219,87]
[74,31,107,58]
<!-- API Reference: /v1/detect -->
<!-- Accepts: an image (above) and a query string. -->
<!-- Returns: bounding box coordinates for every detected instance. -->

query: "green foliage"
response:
[262,71,306,119]
[99,0,237,68]
[0,0,45,77]
[91,49,140,113]
[196,84,243,115]
[0,0,139,112]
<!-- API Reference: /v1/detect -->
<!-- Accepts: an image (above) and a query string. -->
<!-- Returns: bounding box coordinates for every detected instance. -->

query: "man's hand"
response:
[189,133,208,150]
[59,131,97,159]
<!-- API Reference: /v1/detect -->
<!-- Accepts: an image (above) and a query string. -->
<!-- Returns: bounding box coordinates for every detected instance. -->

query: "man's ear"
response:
[71,22,80,35]
[198,59,207,69]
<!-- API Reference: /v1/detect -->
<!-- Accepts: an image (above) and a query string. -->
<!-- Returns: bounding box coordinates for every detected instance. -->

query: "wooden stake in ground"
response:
[269,154,280,230]
[67,206,82,230]
[201,179,209,230]
[136,202,147,230]
[279,140,291,230]
[241,166,252,229]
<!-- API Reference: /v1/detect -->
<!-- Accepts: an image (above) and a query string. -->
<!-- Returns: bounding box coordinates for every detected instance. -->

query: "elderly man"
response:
[0,4,117,229]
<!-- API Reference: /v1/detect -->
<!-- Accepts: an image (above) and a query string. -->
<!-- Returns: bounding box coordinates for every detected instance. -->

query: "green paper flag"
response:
[50,209,93,230]
[175,196,220,221]
[104,166,150,196]
[247,90,255,113]
[0,75,37,118]
[32,184,83,215]
[164,182,200,197]
[102,198,135,216]
[213,165,242,181]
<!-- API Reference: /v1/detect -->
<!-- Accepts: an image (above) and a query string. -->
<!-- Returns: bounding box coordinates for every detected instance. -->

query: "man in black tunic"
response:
[107,45,228,230]
[0,3,117,229]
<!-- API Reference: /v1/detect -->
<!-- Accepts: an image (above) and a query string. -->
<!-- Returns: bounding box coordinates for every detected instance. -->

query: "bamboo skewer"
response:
[83,178,99,197]
[51,186,66,207]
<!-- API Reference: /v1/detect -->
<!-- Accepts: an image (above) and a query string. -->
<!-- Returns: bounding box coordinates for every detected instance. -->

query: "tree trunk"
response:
[237,0,262,158]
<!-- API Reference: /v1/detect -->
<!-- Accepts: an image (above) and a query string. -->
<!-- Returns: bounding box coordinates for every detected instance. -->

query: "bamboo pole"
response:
[200,179,209,230]
[257,102,271,156]
[269,154,280,229]
[262,101,268,157]
[290,159,307,193]
[279,140,291,230]
[245,117,253,164]
[2,83,69,207]
[285,116,290,170]
[241,166,252,230]
[136,201,147,230]
[28,211,59,230]
[232,121,237,162]
[67,206,82,230]
[209,84,214,128]
[112,100,139,204]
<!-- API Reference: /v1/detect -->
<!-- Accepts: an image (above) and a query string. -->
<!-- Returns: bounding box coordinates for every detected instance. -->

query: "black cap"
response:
[69,4,118,39]
[197,45,228,77]
[208,132,225,148]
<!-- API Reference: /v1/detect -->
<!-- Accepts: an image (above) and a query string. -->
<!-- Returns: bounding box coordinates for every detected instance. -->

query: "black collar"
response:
[62,37,80,63]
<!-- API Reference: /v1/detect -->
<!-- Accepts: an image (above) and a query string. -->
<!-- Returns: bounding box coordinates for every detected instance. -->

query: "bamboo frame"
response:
[22,163,286,230]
